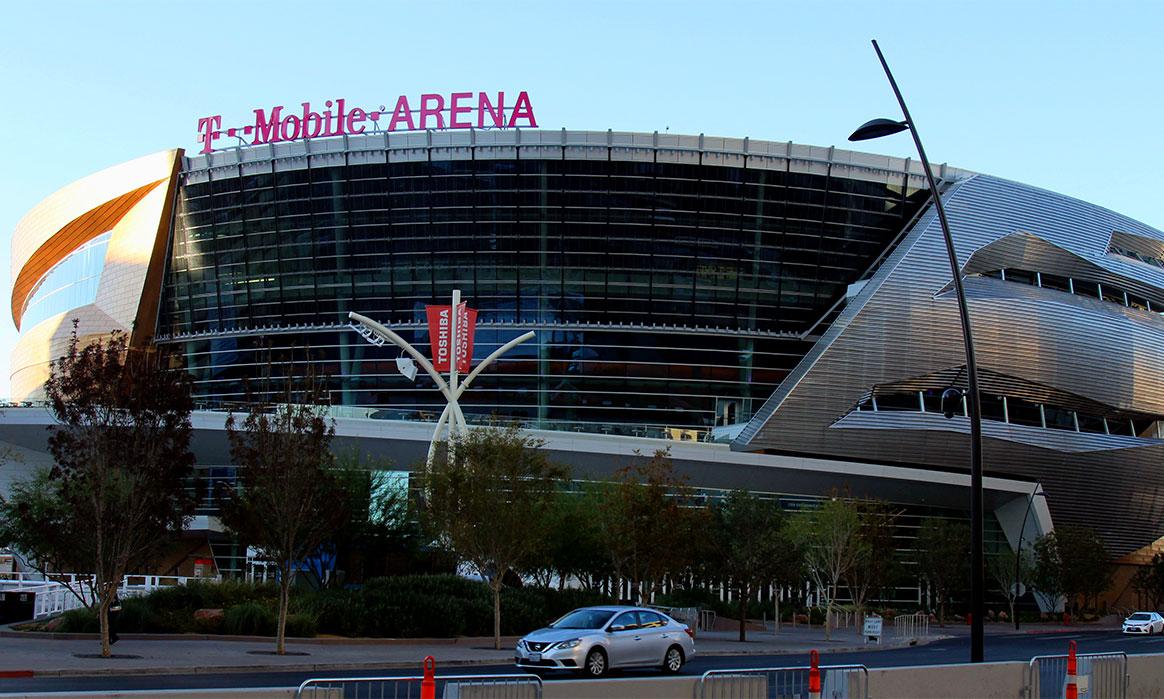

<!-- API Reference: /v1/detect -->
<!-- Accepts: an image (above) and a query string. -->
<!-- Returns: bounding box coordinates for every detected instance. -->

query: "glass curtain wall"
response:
[159,156,926,435]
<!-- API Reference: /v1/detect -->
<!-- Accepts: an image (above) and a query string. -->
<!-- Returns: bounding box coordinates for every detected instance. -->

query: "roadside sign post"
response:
[863,614,883,645]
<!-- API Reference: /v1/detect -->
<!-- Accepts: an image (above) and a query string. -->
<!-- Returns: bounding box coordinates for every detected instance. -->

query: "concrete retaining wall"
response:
[9,653,1164,698]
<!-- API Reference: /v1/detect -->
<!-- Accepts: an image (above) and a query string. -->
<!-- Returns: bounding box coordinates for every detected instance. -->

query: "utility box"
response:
[0,591,35,624]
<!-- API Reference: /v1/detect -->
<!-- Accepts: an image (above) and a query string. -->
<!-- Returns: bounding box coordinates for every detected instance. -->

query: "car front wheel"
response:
[584,648,607,677]
[662,645,684,673]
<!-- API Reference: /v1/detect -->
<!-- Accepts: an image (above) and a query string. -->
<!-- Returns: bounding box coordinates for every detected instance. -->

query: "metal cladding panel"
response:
[734,174,1164,555]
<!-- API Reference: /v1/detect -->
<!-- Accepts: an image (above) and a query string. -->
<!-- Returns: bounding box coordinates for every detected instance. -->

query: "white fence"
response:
[0,573,214,620]
[699,664,869,699]
[893,611,930,642]
[296,674,542,699]
[1024,651,1127,699]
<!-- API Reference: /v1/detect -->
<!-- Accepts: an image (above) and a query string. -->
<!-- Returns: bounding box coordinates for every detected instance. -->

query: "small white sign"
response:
[863,615,883,643]
[395,356,418,382]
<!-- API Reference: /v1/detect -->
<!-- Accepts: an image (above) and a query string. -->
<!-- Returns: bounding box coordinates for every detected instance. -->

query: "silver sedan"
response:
[515,606,696,677]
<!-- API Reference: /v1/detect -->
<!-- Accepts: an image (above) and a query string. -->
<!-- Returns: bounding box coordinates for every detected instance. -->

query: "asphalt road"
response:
[1,629,1160,694]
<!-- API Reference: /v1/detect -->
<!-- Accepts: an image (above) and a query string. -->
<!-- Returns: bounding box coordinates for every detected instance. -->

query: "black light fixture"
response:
[849,39,986,664]
[940,388,965,420]
[849,118,909,142]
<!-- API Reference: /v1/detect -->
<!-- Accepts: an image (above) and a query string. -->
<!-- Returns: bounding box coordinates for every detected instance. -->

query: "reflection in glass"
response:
[21,232,112,329]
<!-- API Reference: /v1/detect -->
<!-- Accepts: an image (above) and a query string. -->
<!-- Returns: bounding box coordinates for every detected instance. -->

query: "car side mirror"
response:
[608,624,625,632]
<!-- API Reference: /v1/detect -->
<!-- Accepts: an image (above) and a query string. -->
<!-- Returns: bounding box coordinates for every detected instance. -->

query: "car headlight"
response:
[554,638,582,650]
[517,640,527,650]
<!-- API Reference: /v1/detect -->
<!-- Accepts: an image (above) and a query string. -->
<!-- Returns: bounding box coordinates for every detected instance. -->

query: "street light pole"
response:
[849,38,985,663]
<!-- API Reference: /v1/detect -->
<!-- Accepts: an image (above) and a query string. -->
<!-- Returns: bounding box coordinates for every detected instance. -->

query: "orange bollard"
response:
[1065,640,1078,699]
[421,655,436,699]
[809,649,821,699]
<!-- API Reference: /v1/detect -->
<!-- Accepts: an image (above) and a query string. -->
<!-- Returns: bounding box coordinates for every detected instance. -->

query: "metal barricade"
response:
[893,612,930,642]
[296,674,542,699]
[699,664,869,699]
[1024,652,1127,699]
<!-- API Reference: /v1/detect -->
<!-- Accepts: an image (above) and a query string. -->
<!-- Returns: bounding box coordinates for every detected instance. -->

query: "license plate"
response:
[530,653,541,662]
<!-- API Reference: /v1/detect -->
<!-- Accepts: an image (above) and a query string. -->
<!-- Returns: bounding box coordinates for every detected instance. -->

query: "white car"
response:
[515,606,696,677]
[1121,611,1164,635]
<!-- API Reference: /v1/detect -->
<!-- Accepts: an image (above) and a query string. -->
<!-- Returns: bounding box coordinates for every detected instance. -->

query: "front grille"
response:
[526,641,550,652]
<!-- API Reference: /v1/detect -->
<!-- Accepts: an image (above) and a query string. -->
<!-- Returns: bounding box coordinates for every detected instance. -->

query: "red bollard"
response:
[809,649,821,699]
[421,655,436,699]
[1065,640,1078,699]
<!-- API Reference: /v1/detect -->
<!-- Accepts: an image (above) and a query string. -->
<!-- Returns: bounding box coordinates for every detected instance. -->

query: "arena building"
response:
[6,109,1164,592]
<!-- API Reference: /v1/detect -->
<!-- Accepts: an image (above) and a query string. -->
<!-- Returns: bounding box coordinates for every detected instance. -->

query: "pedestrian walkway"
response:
[0,619,1119,678]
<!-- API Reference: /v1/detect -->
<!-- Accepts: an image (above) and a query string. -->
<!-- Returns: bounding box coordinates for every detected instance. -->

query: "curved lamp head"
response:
[848,118,909,142]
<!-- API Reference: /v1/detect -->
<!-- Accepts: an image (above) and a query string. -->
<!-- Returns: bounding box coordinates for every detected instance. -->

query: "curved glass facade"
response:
[158,145,927,435]
[21,232,112,329]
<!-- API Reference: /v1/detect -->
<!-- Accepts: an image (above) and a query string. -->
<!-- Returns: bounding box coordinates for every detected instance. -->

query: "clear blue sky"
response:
[2,0,1162,399]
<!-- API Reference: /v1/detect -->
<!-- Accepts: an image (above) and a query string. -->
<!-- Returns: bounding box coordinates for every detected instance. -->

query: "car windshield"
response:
[1129,613,1152,621]
[551,609,617,629]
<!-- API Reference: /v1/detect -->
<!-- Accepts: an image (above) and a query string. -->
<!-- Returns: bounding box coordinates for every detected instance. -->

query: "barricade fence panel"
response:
[892,612,930,641]
[1024,652,1127,699]
[699,664,869,699]
[296,674,542,699]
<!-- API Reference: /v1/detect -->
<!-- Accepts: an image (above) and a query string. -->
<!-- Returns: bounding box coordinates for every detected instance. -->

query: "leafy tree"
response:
[218,368,354,655]
[521,487,609,590]
[421,425,569,650]
[713,490,801,641]
[1032,526,1112,614]
[0,327,194,658]
[595,449,706,604]
[0,470,76,569]
[847,500,903,622]
[791,498,865,641]
[988,547,1033,628]
[328,451,435,582]
[1131,552,1164,610]
[916,518,969,626]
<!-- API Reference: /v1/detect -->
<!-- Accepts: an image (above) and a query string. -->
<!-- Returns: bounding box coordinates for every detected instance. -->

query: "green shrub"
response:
[300,590,363,637]
[144,580,278,615]
[116,597,159,633]
[223,602,276,636]
[296,575,614,638]
[809,607,826,625]
[145,583,208,613]
[284,613,318,638]
[57,607,99,633]
[198,579,279,608]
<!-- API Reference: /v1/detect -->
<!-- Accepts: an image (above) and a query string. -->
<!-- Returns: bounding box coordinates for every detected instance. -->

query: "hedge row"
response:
[56,576,612,638]
[301,576,611,637]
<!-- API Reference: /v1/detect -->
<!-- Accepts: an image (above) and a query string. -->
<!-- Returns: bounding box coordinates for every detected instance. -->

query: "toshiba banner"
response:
[425,303,478,373]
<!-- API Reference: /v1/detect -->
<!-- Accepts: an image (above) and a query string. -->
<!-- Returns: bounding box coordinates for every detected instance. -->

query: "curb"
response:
[1,657,507,679]
[0,630,523,646]
[0,638,944,680]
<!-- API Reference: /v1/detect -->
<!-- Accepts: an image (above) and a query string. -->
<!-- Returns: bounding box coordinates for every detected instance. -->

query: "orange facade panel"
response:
[11,180,163,330]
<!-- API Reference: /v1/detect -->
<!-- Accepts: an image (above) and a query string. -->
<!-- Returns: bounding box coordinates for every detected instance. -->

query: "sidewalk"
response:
[0,620,1118,679]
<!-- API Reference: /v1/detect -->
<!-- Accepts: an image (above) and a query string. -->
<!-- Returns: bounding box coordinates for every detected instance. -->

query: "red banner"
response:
[426,303,477,373]
[456,303,478,374]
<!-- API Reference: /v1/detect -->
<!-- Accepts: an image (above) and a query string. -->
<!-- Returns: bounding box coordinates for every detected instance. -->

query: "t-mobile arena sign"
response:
[197,91,538,154]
